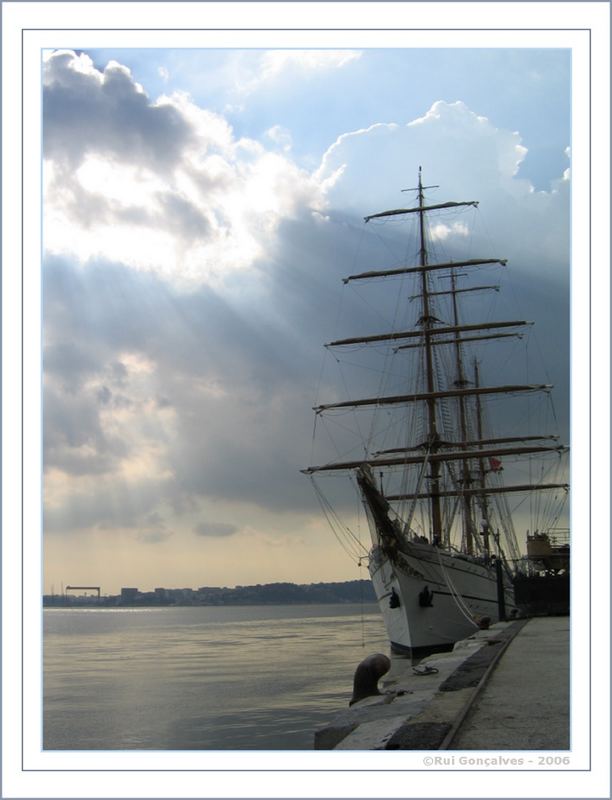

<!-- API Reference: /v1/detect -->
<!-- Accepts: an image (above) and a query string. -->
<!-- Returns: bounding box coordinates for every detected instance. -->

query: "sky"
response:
[42,47,571,595]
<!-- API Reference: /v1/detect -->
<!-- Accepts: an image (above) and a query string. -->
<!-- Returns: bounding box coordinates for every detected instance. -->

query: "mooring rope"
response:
[436,548,479,628]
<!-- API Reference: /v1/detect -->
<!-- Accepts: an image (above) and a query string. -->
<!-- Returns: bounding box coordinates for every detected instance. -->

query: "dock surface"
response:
[450,616,569,750]
[315,616,569,750]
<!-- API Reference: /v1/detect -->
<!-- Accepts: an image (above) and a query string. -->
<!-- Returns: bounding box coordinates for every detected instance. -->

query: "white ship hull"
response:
[369,540,517,656]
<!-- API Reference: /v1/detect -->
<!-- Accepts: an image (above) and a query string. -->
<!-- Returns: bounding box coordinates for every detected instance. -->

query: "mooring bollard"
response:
[349,653,391,706]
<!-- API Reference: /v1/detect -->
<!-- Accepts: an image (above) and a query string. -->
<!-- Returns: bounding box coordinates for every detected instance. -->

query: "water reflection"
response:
[44,604,388,750]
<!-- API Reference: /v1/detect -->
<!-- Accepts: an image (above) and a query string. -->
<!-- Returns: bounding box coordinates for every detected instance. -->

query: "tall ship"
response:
[304,168,569,656]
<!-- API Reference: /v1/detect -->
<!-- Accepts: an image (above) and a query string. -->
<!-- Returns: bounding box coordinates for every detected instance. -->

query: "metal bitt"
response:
[349,653,391,706]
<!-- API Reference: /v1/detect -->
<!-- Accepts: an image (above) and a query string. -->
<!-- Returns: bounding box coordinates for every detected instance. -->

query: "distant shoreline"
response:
[43,579,377,608]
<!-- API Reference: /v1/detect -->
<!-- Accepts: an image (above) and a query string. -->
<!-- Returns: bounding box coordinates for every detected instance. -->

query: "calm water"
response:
[44,604,388,750]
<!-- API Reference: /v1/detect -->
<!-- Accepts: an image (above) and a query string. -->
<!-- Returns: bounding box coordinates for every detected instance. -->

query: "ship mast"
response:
[414,167,443,541]
[449,270,476,553]
[474,358,493,554]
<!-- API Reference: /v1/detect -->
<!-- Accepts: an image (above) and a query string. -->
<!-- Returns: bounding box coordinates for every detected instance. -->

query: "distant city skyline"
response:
[43,45,570,595]
[43,579,377,607]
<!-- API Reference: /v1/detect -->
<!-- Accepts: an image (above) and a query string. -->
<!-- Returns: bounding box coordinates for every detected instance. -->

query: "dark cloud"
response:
[44,474,176,533]
[42,248,323,535]
[43,340,104,391]
[43,255,172,357]
[43,379,130,476]
[156,191,211,240]
[194,522,239,537]
[43,52,193,169]
[46,169,213,243]
[137,512,174,544]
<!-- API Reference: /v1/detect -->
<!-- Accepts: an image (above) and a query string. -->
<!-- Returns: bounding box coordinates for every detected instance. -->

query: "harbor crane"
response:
[65,586,101,598]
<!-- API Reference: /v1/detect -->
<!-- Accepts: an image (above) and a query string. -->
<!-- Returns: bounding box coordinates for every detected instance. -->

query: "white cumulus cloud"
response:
[260,49,361,78]
[235,49,362,95]
[265,124,293,152]
[317,100,569,276]
[43,50,327,289]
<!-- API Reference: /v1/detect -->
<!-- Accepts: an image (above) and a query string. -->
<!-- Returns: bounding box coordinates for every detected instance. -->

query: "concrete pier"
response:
[314,617,569,750]
[450,616,569,750]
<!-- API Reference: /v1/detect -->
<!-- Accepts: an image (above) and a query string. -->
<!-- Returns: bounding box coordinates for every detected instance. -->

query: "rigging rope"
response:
[435,548,479,628]
[310,477,369,563]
